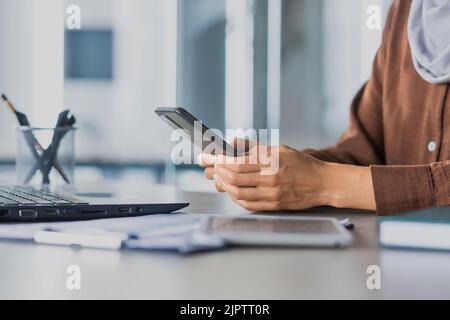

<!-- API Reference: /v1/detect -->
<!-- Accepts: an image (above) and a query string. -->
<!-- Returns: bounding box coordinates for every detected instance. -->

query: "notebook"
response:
[379,207,450,251]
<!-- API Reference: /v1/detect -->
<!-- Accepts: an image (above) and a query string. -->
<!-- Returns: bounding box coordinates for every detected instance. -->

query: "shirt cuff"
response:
[429,161,450,207]
[371,165,436,215]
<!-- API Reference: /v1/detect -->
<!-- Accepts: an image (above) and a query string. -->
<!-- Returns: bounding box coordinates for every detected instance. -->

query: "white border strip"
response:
[31,0,65,127]
[267,0,282,130]
[225,0,255,132]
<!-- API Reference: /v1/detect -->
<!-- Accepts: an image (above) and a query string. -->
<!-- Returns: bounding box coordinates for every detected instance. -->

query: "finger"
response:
[198,153,216,167]
[215,165,261,187]
[219,145,274,163]
[204,167,215,180]
[215,178,225,193]
[215,155,261,173]
[218,178,268,201]
[245,145,279,173]
[233,199,280,212]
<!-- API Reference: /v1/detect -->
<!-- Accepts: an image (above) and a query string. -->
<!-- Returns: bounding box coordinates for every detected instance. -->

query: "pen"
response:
[1,93,31,126]
[1,93,71,183]
[1,94,43,150]
[340,218,355,230]
[34,229,126,250]
[27,110,76,184]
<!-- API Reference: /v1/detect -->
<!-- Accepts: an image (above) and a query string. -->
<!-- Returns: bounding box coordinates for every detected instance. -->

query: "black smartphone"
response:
[155,107,238,156]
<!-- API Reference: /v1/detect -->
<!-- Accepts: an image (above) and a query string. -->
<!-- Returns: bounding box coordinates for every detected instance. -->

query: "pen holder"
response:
[15,127,76,186]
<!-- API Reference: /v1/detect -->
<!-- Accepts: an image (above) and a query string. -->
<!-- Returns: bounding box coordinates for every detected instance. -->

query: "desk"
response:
[0,183,450,299]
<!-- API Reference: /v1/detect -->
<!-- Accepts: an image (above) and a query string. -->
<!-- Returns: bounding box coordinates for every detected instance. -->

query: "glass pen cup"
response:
[15,126,76,186]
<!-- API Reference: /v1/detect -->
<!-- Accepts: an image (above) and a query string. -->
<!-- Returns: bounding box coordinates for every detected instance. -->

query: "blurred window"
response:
[65,29,114,80]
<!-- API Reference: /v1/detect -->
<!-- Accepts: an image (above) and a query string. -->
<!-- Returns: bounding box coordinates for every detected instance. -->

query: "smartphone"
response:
[155,107,238,156]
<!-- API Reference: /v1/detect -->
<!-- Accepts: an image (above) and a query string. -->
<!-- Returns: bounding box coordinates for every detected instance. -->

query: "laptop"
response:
[0,185,189,222]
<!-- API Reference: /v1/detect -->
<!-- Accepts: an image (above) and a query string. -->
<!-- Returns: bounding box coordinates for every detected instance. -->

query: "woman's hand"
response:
[199,144,330,211]
[199,144,376,212]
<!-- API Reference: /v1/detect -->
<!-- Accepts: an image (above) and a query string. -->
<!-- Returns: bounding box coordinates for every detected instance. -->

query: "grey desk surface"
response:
[1,183,450,300]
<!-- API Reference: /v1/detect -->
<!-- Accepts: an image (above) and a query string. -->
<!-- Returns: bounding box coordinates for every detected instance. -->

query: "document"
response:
[0,214,225,254]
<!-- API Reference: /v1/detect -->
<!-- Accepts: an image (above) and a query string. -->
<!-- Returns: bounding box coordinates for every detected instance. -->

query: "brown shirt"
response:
[305,0,450,215]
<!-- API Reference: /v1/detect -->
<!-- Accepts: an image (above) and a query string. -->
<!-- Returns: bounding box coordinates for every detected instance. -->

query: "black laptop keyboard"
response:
[0,186,88,206]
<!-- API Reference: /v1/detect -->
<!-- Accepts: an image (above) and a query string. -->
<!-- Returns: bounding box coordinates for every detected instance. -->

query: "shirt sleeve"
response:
[372,162,450,215]
[371,165,435,215]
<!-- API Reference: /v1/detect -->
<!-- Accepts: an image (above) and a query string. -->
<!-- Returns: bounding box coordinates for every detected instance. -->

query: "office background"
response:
[0,0,391,189]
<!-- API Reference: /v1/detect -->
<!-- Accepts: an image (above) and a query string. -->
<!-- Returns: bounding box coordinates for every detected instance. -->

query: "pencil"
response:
[1,93,31,127]
[1,94,15,113]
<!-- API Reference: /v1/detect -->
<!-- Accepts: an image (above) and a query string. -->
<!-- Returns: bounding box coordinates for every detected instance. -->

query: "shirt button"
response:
[428,140,437,152]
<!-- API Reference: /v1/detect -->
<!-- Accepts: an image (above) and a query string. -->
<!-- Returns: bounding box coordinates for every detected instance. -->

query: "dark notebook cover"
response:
[379,207,450,224]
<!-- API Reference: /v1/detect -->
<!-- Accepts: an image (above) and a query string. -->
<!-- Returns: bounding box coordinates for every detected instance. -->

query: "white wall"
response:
[225,0,254,131]
[322,0,392,140]
[0,0,64,160]
[63,0,116,160]
[0,0,30,159]
[30,0,64,127]
[112,0,177,162]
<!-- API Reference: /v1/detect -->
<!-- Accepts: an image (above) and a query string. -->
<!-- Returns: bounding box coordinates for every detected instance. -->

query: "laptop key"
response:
[49,199,73,205]
[0,186,88,206]
[22,196,53,204]
[0,197,19,205]
[0,195,36,205]
[57,196,89,205]
[6,191,53,204]
[36,192,87,205]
